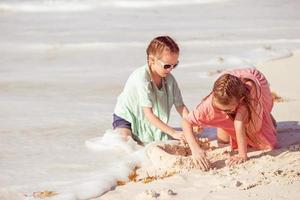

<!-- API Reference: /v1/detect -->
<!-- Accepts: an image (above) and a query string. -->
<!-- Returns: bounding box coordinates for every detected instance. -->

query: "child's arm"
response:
[175,104,189,118]
[182,118,210,171]
[227,106,248,166]
[234,119,248,158]
[143,107,185,141]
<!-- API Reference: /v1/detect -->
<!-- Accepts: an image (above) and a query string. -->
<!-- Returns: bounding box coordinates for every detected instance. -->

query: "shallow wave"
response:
[0,0,229,12]
[182,39,300,46]
[2,130,145,200]
[0,1,94,13]
[109,0,230,8]
[3,38,300,51]
[179,47,292,70]
[0,41,143,52]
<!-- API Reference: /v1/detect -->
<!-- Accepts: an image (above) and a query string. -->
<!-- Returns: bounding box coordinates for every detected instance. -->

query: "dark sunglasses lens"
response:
[163,63,178,69]
[163,65,172,69]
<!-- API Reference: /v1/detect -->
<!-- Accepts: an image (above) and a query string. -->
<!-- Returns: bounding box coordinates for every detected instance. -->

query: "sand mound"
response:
[136,137,300,190]
[136,138,228,179]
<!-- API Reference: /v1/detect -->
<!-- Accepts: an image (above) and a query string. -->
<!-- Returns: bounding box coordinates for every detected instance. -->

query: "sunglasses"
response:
[157,59,179,70]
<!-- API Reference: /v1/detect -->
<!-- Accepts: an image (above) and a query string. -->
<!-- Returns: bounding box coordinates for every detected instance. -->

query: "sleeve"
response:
[185,102,206,127]
[171,77,184,107]
[137,79,154,108]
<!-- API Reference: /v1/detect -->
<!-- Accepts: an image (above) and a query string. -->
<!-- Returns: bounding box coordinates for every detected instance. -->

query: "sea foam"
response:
[2,130,146,200]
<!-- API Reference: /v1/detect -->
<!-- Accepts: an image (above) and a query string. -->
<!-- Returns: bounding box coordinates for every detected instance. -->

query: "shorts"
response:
[112,114,132,131]
[112,114,144,145]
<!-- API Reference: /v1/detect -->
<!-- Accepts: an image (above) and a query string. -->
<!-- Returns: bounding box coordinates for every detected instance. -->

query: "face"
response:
[212,97,239,115]
[150,50,179,78]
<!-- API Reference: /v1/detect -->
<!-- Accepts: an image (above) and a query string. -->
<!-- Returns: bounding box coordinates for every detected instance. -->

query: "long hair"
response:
[213,73,264,147]
[146,36,179,61]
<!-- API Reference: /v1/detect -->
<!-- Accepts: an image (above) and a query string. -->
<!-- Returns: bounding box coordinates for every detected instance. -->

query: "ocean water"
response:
[0,0,300,199]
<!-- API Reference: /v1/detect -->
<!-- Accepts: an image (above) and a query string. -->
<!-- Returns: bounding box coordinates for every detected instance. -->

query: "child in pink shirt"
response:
[182,68,277,170]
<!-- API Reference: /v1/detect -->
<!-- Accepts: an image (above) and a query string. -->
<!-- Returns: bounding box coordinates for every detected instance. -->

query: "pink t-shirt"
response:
[186,68,277,150]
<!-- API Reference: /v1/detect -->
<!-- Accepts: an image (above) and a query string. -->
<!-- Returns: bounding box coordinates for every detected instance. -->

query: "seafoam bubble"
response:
[85,129,142,154]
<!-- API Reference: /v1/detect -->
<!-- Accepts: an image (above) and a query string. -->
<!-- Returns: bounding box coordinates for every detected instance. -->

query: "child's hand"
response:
[226,155,248,166]
[171,131,186,142]
[191,147,211,171]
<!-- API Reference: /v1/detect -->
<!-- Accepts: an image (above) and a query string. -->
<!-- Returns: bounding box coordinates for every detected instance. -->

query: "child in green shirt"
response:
[113,36,189,145]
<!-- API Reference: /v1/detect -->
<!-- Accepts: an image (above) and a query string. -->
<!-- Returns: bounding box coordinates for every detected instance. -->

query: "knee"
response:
[217,128,230,145]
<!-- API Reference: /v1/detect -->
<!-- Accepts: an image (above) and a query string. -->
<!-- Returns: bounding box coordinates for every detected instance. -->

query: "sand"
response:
[94,51,300,200]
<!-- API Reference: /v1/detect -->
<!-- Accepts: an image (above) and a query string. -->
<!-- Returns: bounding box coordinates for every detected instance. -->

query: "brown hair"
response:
[213,73,264,147]
[146,36,179,60]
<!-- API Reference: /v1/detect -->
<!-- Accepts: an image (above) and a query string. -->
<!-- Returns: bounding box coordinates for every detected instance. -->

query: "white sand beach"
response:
[94,52,300,200]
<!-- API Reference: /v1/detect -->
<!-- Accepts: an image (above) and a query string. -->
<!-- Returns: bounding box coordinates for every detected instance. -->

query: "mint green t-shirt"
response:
[114,65,184,144]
